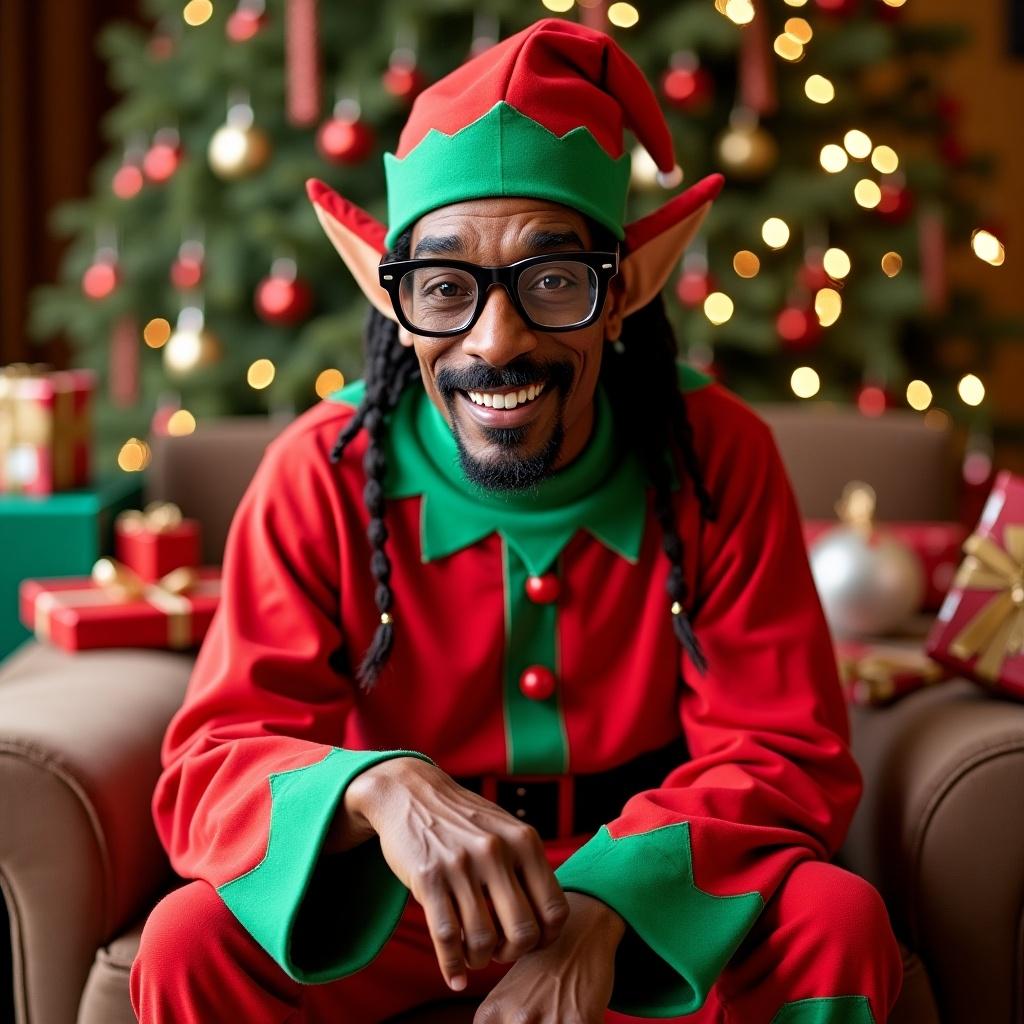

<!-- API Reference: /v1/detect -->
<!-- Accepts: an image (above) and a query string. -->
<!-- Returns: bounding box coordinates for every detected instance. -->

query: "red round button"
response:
[525,574,560,604]
[519,665,556,701]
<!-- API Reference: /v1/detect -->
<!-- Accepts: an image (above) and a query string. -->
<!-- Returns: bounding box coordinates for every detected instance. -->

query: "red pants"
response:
[130,859,902,1023]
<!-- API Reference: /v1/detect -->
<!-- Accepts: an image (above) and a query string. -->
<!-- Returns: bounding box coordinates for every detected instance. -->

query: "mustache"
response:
[435,360,574,396]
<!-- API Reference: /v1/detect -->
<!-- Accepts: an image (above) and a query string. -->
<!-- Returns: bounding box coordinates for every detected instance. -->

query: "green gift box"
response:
[0,473,144,660]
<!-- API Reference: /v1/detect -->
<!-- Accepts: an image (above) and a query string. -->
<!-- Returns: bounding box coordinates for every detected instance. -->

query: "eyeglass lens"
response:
[398,260,599,332]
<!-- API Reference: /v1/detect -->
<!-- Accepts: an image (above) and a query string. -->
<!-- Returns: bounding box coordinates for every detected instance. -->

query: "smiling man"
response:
[400,196,620,492]
[131,17,903,1024]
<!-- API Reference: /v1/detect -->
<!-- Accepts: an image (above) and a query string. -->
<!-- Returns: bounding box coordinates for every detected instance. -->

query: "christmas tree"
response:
[27,0,1014,473]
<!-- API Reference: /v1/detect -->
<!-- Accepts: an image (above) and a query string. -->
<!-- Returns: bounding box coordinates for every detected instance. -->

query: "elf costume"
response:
[130,18,903,1024]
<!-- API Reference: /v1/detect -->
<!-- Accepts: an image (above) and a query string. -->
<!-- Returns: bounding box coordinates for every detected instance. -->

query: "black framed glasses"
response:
[377,250,620,338]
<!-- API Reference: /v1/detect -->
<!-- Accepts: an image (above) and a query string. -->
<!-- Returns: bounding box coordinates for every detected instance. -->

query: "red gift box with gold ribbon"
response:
[18,559,221,653]
[925,470,1024,699]
[114,501,202,583]
[835,639,950,707]
[0,364,95,495]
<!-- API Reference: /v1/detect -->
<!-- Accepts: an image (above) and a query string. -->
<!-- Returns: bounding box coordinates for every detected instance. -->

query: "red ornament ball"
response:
[382,63,426,103]
[857,385,893,417]
[226,9,266,42]
[143,141,182,183]
[82,262,119,301]
[661,67,713,111]
[876,183,914,223]
[777,306,822,349]
[518,665,556,702]
[255,274,313,325]
[815,0,859,14]
[112,164,144,200]
[170,257,204,291]
[316,117,375,165]
[676,270,716,308]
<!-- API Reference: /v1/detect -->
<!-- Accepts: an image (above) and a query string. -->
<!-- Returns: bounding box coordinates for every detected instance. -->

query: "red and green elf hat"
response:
[307,17,725,322]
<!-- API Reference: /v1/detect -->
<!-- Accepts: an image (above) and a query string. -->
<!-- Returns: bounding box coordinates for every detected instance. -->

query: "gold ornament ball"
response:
[716,122,778,180]
[630,144,660,190]
[163,325,223,377]
[208,123,271,179]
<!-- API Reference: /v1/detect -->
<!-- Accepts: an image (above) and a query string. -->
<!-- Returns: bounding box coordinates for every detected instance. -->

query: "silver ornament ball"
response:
[810,526,925,638]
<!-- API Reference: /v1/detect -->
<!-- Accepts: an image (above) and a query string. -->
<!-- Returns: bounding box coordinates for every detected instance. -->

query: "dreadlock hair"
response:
[329,222,719,692]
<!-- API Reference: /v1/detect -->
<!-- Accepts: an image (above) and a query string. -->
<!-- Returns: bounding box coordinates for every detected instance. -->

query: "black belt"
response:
[452,734,690,841]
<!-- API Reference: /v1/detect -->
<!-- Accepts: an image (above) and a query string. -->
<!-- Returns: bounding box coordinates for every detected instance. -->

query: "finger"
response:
[419,885,468,992]
[479,863,542,963]
[514,836,571,947]
[449,870,499,970]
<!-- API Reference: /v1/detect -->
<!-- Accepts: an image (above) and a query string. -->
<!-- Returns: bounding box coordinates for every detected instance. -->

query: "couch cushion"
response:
[756,402,954,520]
[78,916,143,1024]
[145,417,286,564]
[892,944,940,1024]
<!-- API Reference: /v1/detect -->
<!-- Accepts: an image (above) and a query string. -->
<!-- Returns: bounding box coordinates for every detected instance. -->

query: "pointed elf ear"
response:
[618,173,725,318]
[306,179,398,323]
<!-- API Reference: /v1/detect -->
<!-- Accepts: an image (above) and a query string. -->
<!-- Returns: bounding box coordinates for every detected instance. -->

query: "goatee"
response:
[435,359,574,494]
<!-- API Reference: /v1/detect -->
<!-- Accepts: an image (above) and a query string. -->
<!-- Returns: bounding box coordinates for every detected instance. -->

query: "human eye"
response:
[412,268,474,304]
[523,261,587,294]
[533,272,572,291]
[422,278,467,298]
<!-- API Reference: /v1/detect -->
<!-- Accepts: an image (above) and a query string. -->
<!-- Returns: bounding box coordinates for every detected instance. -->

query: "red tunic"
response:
[152,364,862,1018]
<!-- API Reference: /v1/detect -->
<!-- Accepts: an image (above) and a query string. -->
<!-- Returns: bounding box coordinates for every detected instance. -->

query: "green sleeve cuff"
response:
[217,747,433,984]
[554,821,764,1017]
[772,996,877,1024]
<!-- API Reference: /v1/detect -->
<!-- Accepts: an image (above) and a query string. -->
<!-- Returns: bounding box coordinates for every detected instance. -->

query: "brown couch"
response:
[1,400,1021,1024]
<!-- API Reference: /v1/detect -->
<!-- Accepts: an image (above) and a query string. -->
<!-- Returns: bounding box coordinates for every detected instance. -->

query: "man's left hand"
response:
[473,891,625,1024]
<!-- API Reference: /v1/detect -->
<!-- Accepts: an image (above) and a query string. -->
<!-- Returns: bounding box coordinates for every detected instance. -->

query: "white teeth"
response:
[466,382,545,410]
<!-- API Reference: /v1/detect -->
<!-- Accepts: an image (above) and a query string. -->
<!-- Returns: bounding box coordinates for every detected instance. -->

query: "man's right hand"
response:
[341,757,571,992]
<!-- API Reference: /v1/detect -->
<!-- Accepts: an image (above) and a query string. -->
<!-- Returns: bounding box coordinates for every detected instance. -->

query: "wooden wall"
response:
[906,0,1024,472]
[0,0,141,368]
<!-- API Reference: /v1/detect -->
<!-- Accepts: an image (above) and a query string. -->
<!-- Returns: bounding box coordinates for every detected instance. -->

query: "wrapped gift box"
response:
[0,364,95,495]
[925,470,1024,699]
[803,519,966,612]
[0,473,143,660]
[835,638,950,706]
[19,562,221,653]
[115,502,202,583]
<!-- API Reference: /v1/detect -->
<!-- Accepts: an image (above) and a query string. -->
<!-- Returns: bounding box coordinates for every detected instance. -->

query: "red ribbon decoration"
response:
[286,0,320,127]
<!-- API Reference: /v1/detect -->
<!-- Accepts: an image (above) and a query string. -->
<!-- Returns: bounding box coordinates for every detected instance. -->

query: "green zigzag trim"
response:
[771,996,877,1024]
[216,747,432,983]
[555,821,763,1017]
[383,101,630,248]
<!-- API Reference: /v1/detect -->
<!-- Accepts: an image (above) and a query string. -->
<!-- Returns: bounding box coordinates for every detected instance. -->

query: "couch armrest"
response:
[0,641,191,1024]
[841,678,1024,1024]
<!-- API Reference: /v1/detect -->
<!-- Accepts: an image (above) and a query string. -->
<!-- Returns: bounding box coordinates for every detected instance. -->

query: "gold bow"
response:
[32,558,211,650]
[838,651,945,703]
[947,526,1024,682]
[116,501,185,534]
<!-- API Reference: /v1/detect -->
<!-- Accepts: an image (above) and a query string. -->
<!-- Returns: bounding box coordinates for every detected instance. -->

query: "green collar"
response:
[328,364,711,577]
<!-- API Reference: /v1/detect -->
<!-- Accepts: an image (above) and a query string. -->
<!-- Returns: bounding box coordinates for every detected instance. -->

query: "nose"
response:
[461,283,538,366]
